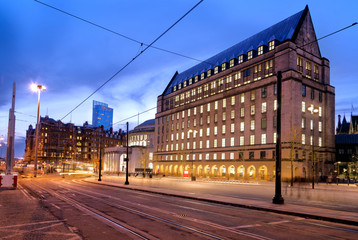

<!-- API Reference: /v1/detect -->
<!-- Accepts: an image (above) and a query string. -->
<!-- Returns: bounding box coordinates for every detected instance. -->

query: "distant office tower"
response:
[92,101,113,130]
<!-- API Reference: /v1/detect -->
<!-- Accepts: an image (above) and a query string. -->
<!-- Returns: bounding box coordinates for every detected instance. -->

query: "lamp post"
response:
[308,105,319,189]
[124,122,129,185]
[31,83,46,178]
[188,129,197,181]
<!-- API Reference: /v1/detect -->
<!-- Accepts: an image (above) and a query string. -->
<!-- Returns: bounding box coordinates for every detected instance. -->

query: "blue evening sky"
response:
[0,0,357,158]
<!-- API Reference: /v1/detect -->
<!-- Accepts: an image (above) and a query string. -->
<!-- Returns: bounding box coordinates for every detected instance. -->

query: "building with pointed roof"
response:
[154,6,335,181]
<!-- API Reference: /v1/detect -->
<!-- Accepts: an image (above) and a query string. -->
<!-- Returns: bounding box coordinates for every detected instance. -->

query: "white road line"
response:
[51,203,61,210]
[0,220,64,229]
[268,220,291,225]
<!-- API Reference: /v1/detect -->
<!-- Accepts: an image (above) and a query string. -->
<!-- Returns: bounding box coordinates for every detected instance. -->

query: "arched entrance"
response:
[248,165,256,179]
[204,165,210,178]
[197,165,203,178]
[228,165,235,178]
[219,165,226,177]
[212,165,218,177]
[259,165,267,180]
[238,165,245,179]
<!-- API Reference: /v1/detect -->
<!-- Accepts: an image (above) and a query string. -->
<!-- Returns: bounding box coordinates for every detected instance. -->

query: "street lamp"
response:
[188,129,197,181]
[31,83,46,178]
[308,105,318,189]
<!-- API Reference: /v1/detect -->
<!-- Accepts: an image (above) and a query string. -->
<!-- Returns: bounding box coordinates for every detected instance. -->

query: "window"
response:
[302,134,306,145]
[302,102,306,112]
[240,122,244,132]
[221,153,225,160]
[214,101,218,110]
[302,85,306,97]
[199,141,203,149]
[306,60,312,78]
[214,126,218,135]
[207,115,210,124]
[213,153,217,160]
[199,129,203,137]
[269,40,275,51]
[201,72,206,80]
[250,90,255,100]
[297,56,303,73]
[222,125,226,134]
[314,64,319,81]
[310,136,313,145]
[319,107,322,117]
[231,123,235,133]
[207,103,210,112]
[231,110,235,119]
[261,87,267,98]
[319,121,322,132]
[206,140,210,148]
[261,118,267,129]
[273,132,277,144]
[258,45,264,55]
[261,134,267,144]
[222,111,226,121]
[319,92,322,102]
[223,98,227,108]
[302,117,306,129]
[231,96,235,105]
[222,62,227,71]
[240,136,244,146]
[249,152,254,160]
[240,93,245,103]
[248,50,253,59]
[193,119,197,127]
[213,139,218,148]
[240,108,244,117]
[238,55,244,64]
[200,105,203,113]
[230,59,235,67]
[250,135,255,145]
[206,127,210,136]
[311,89,314,100]
[274,84,277,95]
[318,137,322,147]
[214,66,219,74]
[310,119,313,130]
[250,105,255,115]
[274,100,277,111]
[194,107,197,115]
[261,102,267,113]
[250,120,255,130]
[230,137,235,146]
[222,138,226,147]
[260,151,266,159]
[214,113,218,123]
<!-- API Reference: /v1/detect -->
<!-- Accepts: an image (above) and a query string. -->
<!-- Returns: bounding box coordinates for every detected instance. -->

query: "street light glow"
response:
[30,83,47,92]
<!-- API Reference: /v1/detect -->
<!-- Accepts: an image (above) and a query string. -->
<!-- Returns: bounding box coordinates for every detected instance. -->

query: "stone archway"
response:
[197,165,203,178]
[212,165,218,177]
[247,165,256,179]
[219,165,227,178]
[204,165,210,178]
[237,165,245,179]
[228,165,235,179]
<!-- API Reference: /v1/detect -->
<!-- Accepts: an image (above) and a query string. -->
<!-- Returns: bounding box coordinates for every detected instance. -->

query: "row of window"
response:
[167,60,274,110]
[302,85,323,102]
[172,41,276,94]
[297,56,320,81]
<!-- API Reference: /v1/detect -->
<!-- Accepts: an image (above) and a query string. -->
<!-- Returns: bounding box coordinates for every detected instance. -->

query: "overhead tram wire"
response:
[59,0,204,121]
[34,0,213,66]
[109,22,358,129]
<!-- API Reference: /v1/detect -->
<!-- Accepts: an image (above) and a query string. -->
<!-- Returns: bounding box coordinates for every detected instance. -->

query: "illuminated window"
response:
[310,135,313,146]
[214,126,218,135]
[207,103,210,112]
[240,108,244,117]
[250,120,255,130]
[230,152,234,159]
[261,134,267,144]
[231,123,235,133]
[302,102,306,112]
[222,125,226,134]
[240,136,244,146]
[206,127,210,136]
[250,135,255,145]
[262,102,267,113]
[269,40,275,51]
[241,93,245,103]
[213,153,217,160]
[222,138,226,147]
[238,55,244,64]
[240,122,244,132]
[199,141,203,149]
[214,101,218,110]
[221,153,225,160]
[222,62,227,71]
[318,137,322,147]
[302,134,306,145]
[231,96,235,105]
[230,59,236,67]
[250,105,255,115]
[231,110,235,119]
[200,105,203,113]
[273,132,277,144]
[222,112,226,121]
[310,120,313,130]
[274,100,277,111]
[319,107,322,117]
[223,98,226,108]
[199,129,203,137]
[248,50,253,60]
[251,90,255,100]
[319,121,322,132]
[258,46,263,55]
[214,139,217,148]
[297,56,303,73]
[214,66,219,74]
[261,118,267,129]
[230,137,235,147]
[302,117,306,129]
[206,140,210,148]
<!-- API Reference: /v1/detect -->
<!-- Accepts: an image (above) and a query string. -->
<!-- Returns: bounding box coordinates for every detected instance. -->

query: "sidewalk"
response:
[83,175,358,226]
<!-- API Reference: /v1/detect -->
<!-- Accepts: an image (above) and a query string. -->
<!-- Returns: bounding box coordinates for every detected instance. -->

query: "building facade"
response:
[104,119,155,174]
[25,116,125,172]
[92,100,113,130]
[154,6,335,181]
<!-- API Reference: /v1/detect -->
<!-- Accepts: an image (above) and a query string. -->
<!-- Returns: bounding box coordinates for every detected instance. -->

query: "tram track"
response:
[22,179,274,240]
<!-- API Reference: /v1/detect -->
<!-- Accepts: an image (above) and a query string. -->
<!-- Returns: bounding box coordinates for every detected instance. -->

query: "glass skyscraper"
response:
[92,100,113,130]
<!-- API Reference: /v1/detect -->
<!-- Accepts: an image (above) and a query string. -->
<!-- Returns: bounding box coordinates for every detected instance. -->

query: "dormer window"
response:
[201,72,206,80]
[207,69,212,77]
[269,40,275,51]
[183,80,187,87]
[178,83,182,90]
[238,55,244,64]
[230,58,236,67]
[189,78,193,85]
[214,66,221,74]
[221,62,228,71]
[173,85,177,92]
[258,46,264,55]
[194,75,199,82]
[248,50,253,60]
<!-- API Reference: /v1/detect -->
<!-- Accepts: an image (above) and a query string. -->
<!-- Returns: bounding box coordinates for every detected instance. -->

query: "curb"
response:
[83,179,358,227]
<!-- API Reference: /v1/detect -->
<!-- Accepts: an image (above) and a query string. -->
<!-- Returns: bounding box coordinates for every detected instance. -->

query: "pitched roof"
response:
[162,6,308,96]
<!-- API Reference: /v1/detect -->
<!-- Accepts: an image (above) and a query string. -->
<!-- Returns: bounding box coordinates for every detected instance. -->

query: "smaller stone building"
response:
[104,119,155,174]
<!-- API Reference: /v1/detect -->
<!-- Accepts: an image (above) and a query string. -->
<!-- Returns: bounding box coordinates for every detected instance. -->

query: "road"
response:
[1,175,357,239]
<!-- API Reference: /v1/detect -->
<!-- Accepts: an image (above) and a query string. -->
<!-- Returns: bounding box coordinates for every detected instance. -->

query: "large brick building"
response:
[154,6,335,181]
[25,116,125,171]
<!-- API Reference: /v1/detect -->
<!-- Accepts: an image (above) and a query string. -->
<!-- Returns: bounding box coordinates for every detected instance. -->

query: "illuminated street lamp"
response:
[31,83,46,177]
[188,129,197,181]
[308,105,319,189]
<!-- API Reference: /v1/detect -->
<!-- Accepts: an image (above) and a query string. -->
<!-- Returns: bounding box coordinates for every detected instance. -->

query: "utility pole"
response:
[273,72,284,204]
[124,122,129,185]
[98,126,103,181]
[6,82,16,175]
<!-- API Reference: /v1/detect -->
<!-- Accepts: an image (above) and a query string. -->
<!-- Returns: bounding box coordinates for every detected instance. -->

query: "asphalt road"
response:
[1,175,356,240]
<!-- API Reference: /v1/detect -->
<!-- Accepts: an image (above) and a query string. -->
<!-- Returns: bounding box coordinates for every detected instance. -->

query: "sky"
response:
[0,0,357,158]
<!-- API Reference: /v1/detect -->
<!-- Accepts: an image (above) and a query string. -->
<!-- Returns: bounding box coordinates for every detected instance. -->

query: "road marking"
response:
[234,224,262,229]
[17,184,35,200]
[0,220,64,229]
[268,220,291,225]
[51,203,61,210]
